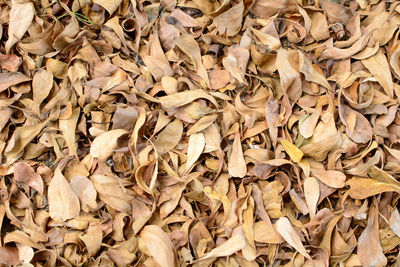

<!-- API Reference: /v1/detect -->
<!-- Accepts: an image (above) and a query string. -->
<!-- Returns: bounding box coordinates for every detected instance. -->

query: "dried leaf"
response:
[140,225,178,267]
[358,203,387,266]
[311,168,346,188]
[5,1,34,53]
[13,162,43,195]
[276,217,311,259]
[186,133,205,171]
[154,119,183,154]
[48,168,80,221]
[280,140,303,163]
[90,129,128,161]
[228,133,246,178]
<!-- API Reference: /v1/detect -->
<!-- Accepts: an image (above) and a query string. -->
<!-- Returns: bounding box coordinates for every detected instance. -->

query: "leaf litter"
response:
[1,0,400,266]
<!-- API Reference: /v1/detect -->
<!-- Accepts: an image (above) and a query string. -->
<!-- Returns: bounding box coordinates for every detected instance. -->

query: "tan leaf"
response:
[90,129,128,161]
[159,89,218,109]
[198,233,246,260]
[362,48,393,98]
[79,225,103,257]
[59,107,80,158]
[5,1,35,53]
[311,168,346,188]
[276,217,311,259]
[228,133,246,178]
[154,119,183,154]
[70,176,97,212]
[357,203,387,266]
[48,168,80,221]
[140,225,178,267]
[186,132,205,171]
[299,108,321,138]
[304,177,319,218]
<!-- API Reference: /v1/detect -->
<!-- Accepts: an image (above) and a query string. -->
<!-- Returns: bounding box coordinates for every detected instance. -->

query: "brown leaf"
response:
[0,246,19,265]
[13,162,43,195]
[0,73,30,93]
[154,119,183,154]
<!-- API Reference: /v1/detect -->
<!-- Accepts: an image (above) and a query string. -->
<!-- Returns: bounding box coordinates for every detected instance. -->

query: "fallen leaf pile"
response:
[2,0,400,266]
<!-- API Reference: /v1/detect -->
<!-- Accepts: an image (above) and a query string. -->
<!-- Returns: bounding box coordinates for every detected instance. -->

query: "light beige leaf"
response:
[362,49,394,98]
[140,225,178,267]
[304,177,319,218]
[253,221,284,244]
[59,107,80,158]
[310,12,330,41]
[70,176,97,212]
[175,34,210,87]
[390,209,400,238]
[299,54,331,90]
[300,108,321,138]
[187,114,218,136]
[159,89,218,109]
[311,168,346,188]
[339,100,372,144]
[213,1,244,36]
[48,168,80,221]
[0,73,31,93]
[91,174,133,212]
[90,129,128,161]
[161,76,178,95]
[5,120,49,159]
[33,69,53,105]
[186,132,205,171]
[280,140,303,163]
[228,133,246,178]
[5,1,35,53]
[154,119,183,154]
[357,203,387,266]
[276,217,311,259]
[198,234,246,260]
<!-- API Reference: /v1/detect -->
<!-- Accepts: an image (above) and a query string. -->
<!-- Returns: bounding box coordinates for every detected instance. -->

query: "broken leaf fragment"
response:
[280,140,303,163]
